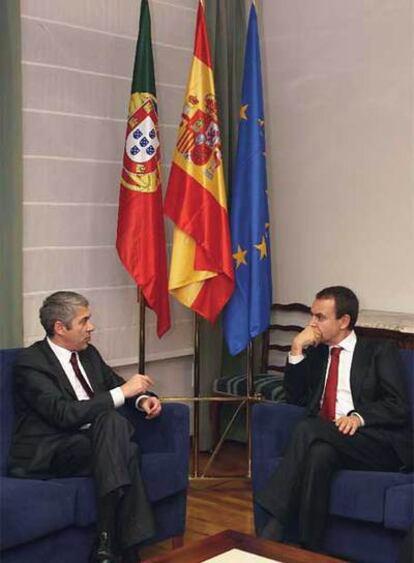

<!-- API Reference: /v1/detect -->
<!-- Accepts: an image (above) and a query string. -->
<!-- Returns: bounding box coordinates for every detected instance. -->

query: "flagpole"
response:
[193,313,201,477]
[138,288,146,373]
[246,339,254,478]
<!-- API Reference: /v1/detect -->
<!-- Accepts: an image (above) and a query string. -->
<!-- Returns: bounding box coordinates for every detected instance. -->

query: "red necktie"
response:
[320,347,342,421]
[70,352,94,398]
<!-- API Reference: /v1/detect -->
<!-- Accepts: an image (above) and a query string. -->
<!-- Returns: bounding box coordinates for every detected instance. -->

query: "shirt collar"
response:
[329,330,357,353]
[47,337,74,364]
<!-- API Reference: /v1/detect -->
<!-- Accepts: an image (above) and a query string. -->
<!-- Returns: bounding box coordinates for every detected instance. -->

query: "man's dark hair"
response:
[39,291,89,336]
[316,286,359,329]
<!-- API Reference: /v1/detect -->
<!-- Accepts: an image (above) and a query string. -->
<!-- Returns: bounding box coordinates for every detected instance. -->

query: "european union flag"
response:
[223,3,272,356]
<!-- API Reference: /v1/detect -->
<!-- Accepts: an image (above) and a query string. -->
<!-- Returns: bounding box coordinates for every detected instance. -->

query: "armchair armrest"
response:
[119,403,190,454]
[252,402,305,460]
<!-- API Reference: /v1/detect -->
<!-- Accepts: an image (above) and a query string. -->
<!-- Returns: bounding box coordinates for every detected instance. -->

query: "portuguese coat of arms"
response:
[121,93,161,193]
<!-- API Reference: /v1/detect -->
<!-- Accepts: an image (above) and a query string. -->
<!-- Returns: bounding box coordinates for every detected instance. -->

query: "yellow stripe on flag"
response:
[168,227,216,308]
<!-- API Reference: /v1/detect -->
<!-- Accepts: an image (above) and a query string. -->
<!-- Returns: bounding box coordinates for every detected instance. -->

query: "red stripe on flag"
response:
[193,1,212,69]
[165,162,233,280]
[177,130,195,153]
[117,187,170,336]
[191,269,234,324]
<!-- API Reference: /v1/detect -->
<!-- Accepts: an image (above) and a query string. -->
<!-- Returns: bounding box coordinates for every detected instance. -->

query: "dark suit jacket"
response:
[9,339,150,478]
[284,337,413,468]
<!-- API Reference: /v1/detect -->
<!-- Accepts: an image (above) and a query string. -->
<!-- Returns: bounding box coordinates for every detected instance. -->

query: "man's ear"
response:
[340,314,351,330]
[54,320,66,336]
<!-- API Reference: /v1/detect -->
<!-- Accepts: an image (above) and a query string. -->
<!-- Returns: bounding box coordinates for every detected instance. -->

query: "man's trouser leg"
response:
[298,441,340,549]
[256,416,401,550]
[51,410,155,548]
[90,410,155,548]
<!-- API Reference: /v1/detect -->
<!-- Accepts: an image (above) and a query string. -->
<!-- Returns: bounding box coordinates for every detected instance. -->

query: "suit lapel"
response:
[350,338,370,405]
[78,349,101,393]
[40,339,78,399]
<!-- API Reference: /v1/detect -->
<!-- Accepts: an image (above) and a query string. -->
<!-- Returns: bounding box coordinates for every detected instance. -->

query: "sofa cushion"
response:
[52,477,96,526]
[384,482,414,531]
[252,458,413,526]
[329,470,413,524]
[0,477,76,550]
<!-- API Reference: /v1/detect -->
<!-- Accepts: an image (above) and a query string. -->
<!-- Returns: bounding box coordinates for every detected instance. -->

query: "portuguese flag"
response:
[164,0,234,323]
[116,0,171,337]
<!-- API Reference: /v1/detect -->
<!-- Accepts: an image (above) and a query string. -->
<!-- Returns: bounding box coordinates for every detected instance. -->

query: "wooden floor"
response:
[141,442,253,560]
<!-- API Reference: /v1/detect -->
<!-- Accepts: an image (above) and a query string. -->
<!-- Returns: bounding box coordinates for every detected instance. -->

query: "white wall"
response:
[21,0,414,393]
[21,0,197,395]
[262,0,414,313]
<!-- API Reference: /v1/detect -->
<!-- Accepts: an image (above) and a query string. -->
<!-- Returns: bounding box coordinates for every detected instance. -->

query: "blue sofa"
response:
[0,348,190,563]
[252,349,414,563]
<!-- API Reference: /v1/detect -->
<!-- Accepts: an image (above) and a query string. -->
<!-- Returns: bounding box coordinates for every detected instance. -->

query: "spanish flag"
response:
[164,1,234,323]
[116,0,170,337]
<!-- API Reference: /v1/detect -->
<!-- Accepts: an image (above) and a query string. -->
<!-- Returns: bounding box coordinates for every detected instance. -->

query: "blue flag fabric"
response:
[223,3,272,356]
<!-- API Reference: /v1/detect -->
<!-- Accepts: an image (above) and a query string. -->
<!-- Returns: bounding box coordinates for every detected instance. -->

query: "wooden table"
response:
[143,530,346,562]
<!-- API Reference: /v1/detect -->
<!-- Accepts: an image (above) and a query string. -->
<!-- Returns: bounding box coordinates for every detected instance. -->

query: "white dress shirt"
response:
[47,338,125,407]
[288,331,364,422]
[47,338,151,419]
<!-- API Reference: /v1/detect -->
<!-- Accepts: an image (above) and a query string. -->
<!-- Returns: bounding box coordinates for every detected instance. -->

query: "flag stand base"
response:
[161,311,258,480]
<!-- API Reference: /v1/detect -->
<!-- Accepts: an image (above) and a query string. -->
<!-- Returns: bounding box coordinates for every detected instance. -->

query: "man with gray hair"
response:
[9,291,161,563]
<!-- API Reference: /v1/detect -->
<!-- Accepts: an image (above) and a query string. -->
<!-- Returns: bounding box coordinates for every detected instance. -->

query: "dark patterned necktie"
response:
[320,347,342,421]
[70,352,94,398]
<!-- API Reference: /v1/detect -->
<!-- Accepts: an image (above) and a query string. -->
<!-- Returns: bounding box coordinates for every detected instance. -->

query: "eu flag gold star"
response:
[254,236,267,259]
[233,245,248,268]
[240,104,248,120]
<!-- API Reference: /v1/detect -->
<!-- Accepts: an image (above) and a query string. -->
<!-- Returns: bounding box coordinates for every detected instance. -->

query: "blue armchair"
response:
[252,349,414,563]
[0,348,190,563]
